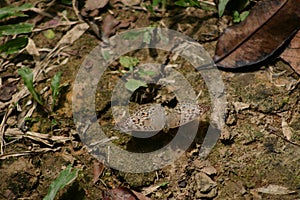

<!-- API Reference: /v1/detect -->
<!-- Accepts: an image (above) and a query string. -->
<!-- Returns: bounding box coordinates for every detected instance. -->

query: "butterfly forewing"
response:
[166,102,209,129]
[115,104,166,132]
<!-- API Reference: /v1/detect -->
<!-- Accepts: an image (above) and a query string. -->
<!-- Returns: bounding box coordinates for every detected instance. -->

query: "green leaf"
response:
[143,27,155,44]
[43,165,79,200]
[143,30,152,44]
[159,182,169,187]
[0,3,33,20]
[174,0,200,8]
[0,23,34,36]
[138,69,156,77]
[0,12,28,20]
[101,49,111,60]
[239,11,249,21]
[51,72,62,110]
[0,37,28,54]
[119,56,139,69]
[125,79,147,92]
[152,0,160,7]
[218,0,230,17]
[232,10,240,23]
[43,29,56,39]
[61,0,72,6]
[121,30,145,40]
[18,67,43,105]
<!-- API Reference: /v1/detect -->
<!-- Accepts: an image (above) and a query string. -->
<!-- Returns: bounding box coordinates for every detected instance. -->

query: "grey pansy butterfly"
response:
[115,102,209,132]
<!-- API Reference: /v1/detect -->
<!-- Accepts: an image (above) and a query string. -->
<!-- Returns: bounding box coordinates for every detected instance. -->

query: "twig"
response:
[269,130,300,147]
[0,147,61,160]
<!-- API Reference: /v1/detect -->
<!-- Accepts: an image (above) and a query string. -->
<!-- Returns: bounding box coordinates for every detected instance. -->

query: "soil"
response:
[0,1,299,200]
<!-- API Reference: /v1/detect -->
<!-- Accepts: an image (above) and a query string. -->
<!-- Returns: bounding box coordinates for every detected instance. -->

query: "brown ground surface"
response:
[0,1,299,199]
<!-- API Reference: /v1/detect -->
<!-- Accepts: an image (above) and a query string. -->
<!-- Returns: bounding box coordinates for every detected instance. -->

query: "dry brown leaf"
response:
[26,38,40,60]
[92,160,104,183]
[131,190,151,200]
[281,30,300,75]
[214,0,300,68]
[103,187,138,200]
[281,118,293,141]
[57,23,89,46]
[0,84,17,102]
[255,184,296,195]
[101,14,120,38]
[84,0,109,11]
[120,0,141,6]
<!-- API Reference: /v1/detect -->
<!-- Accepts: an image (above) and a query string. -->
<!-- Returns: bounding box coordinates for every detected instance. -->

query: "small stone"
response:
[220,127,234,144]
[178,180,187,188]
[194,172,217,193]
[201,166,217,176]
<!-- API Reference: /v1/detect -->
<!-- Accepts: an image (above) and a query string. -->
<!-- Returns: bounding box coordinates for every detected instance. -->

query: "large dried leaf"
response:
[84,0,109,11]
[281,30,300,75]
[214,0,300,68]
[103,187,138,200]
[0,84,17,101]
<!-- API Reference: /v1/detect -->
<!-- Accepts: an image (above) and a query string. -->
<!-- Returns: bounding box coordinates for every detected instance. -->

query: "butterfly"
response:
[114,102,209,133]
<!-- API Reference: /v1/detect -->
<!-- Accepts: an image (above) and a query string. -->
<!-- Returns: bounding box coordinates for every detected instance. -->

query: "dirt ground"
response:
[0,1,299,199]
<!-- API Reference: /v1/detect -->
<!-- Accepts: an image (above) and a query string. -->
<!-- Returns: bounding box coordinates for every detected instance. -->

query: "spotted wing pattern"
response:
[115,102,209,132]
[115,104,166,132]
[166,102,209,129]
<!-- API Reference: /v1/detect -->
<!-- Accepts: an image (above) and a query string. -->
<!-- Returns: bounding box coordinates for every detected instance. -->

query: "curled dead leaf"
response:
[120,0,141,6]
[103,187,138,200]
[101,14,120,38]
[84,0,109,11]
[281,30,300,75]
[92,160,104,183]
[214,0,300,69]
[0,84,17,102]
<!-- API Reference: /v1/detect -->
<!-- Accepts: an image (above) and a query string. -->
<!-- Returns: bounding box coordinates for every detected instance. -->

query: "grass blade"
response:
[0,37,28,54]
[18,67,43,105]
[43,165,79,200]
[0,3,32,20]
[0,23,33,37]
[51,72,62,110]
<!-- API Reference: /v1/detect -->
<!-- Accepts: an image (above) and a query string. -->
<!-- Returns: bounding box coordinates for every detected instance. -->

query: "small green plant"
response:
[145,0,167,13]
[119,56,158,92]
[232,10,249,23]
[174,0,216,11]
[174,0,201,8]
[18,67,63,112]
[24,117,39,127]
[18,67,43,106]
[51,72,62,110]
[43,165,79,200]
[217,0,250,22]
[0,3,34,54]
[119,56,139,74]
[51,119,59,131]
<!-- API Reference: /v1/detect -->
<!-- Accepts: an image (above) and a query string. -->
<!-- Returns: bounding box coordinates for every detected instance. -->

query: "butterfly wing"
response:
[115,104,166,132]
[166,102,209,129]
